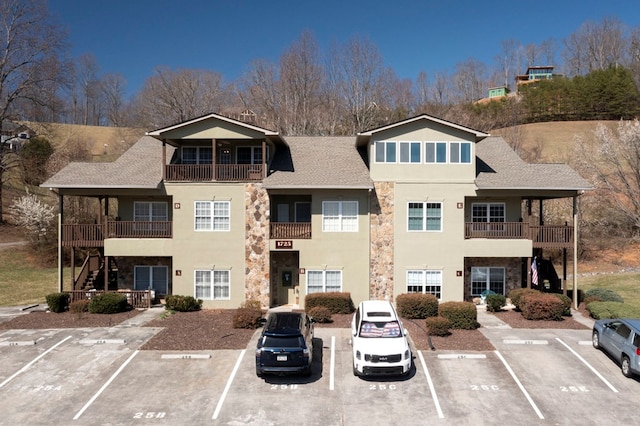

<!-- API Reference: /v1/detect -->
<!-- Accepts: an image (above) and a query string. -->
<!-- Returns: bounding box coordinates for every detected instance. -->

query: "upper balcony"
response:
[164,163,264,182]
[464,222,574,249]
[61,221,172,248]
[270,222,312,239]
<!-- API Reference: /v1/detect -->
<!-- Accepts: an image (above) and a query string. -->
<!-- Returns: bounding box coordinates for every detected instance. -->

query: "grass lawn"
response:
[574,272,640,306]
[0,246,64,306]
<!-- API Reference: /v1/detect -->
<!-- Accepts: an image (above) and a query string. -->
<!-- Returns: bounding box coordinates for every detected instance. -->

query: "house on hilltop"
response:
[41,113,592,309]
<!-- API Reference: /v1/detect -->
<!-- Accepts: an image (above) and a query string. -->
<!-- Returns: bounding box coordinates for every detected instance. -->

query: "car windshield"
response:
[359,320,401,338]
[262,336,302,347]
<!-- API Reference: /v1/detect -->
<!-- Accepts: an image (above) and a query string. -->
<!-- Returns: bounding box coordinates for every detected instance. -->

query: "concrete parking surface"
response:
[0,307,638,425]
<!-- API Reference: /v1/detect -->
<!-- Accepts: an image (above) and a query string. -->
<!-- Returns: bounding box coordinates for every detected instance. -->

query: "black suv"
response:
[255,311,314,377]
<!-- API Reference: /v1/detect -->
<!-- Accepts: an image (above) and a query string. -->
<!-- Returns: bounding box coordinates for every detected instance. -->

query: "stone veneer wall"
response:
[463,257,522,300]
[245,183,270,308]
[370,182,395,301]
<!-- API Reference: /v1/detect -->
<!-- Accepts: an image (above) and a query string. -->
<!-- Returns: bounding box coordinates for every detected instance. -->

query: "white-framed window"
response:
[471,267,505,296]
[450,142,472,163]
[425,142,447,163]
[307,270,342,294]
[134,265,168,294]
[194,201,230,231]
[182,146,212,164]
[322,201,358,232]
[195,269,230,300]
[408,202,442,231]
[134,202,168,222]
[399,141,421,163]
[406,270,442,299]
[375,141,397,163]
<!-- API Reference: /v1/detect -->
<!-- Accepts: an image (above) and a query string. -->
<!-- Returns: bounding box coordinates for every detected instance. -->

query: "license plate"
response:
[277,355,287,361]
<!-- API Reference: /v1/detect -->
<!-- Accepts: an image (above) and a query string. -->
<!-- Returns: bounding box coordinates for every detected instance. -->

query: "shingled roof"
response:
[475,136,592,190]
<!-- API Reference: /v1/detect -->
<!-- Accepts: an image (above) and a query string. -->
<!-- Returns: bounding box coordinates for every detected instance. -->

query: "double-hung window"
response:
[471,202,505,232]
[471,267,505,296]
[375,141,396,163]
[450,142,472,163]
[399,141,421,163]
[408,202,442,231]
[195,270,230,300]
[322,201,358,232]
[307,270,342,294]
[194,201,230,231]
[134,265,168,294]
[425,142,447,163]
[407,270,442,299]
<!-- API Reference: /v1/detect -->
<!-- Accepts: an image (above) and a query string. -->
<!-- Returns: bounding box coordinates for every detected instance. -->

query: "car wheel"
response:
[302,366,312,377]
[256,369,264,378]
[621,355,633,378]
[592,330,600,349]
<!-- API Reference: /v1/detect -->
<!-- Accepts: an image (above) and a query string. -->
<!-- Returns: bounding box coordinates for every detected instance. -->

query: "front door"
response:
[270,251,300,307]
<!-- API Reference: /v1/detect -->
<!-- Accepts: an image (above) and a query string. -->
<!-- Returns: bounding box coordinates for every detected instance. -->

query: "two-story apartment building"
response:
[42,113,591,309]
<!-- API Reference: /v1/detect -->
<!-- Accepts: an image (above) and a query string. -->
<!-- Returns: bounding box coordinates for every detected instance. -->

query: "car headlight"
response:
[356,350,361,360]
[404,350,410,360]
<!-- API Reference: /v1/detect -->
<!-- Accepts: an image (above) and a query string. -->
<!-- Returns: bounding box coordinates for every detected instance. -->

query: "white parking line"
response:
[212,349,245,420]
[330,335,335,391]
[495,350,544,420]
[73,350,139,420]
[0,335,72,389]
[555,338,618,393]
[418,351,444,419]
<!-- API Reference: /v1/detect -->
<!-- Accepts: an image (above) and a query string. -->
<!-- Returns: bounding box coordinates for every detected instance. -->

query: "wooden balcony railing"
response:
[465,222,574,248]
[62,221,172,247]
[270,222,312,239]
[165,164,263,182]
[66,290,153,309]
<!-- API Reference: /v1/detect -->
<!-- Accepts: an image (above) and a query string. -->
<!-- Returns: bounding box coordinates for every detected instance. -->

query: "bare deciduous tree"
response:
[101,73,127,127]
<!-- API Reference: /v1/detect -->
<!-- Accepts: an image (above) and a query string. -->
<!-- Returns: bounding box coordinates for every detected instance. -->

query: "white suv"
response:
[351,300,412,376]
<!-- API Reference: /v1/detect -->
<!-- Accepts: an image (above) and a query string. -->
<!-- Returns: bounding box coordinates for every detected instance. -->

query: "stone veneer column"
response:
[245,183,270,308]
[370,182,395,301]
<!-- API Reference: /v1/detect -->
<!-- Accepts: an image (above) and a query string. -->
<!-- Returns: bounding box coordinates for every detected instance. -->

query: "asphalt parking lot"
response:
[0,308,639,425]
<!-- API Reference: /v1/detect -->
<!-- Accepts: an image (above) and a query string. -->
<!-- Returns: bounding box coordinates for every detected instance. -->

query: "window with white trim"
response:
[408,202,442,231]
[407,270,442,299]
[399,141,421,163]
[425,142,447,163]
[195,269,230,300]
[307,270,342,294]
[134,265,168,294]
[375,141,397,163]
[182,146,212,164]
[322,201,358,232]
[450,142,472,163]
[134,202,168,222]
[471,267,505,296]
[194,201,230,231]
[471,202,505,231]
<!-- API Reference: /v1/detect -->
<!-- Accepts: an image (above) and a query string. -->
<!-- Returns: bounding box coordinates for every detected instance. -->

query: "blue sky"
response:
[49,0,640,99]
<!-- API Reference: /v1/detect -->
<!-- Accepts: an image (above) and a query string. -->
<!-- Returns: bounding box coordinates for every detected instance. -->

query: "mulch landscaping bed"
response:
[0,310,141,329]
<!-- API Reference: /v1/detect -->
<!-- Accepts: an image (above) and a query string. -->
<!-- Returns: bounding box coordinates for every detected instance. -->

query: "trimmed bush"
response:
[584,288,624,303]
[88,293,129,314]
[520,293,564,321]
[425,316,451,336]
[164,295,202,312]
[307,306,332,323]
[241,299,262,310]
[233,307,263,329]
[508,288,541,311]
[69,299,90,313]
[46,292,69,313]
[438,301,479,330]
[485,294,506,312]
[551,293,572,316]
[586,301,640,319]
[396,293,439,319]
[583,296,603,306]
[305,292,355,314]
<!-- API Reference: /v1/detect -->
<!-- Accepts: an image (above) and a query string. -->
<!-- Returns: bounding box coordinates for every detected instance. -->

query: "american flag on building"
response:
[531,257,538,286]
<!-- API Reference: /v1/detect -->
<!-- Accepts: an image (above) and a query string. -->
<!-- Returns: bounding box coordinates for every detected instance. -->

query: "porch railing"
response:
[165,163,263,182]
[62,221,173,247]
[464,222,574,248]
[66,289,152,309]
[61,224,104,247]
[270,222,312,239]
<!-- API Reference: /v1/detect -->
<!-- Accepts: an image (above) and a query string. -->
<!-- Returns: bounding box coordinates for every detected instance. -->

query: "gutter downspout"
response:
[573,195,579,310]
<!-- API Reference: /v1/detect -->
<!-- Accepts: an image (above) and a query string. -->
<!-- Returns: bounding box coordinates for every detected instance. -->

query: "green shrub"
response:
[88,293,129,314]
[520,293,564,321]
[586,301,640,319]
[485,294,506,312]
[396,293,439,319]
[305,292,355,314]
[46,292,69,313]
[508,288,541,311]
[69,299,90,313]
[307,306,332,323]
[438,301,479,330]
[551,293,572,316]
[425,316,451,336]
[584,288,624,303]
[232,307,263,329]
[583,296,602,306]
[164,295,202,312]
